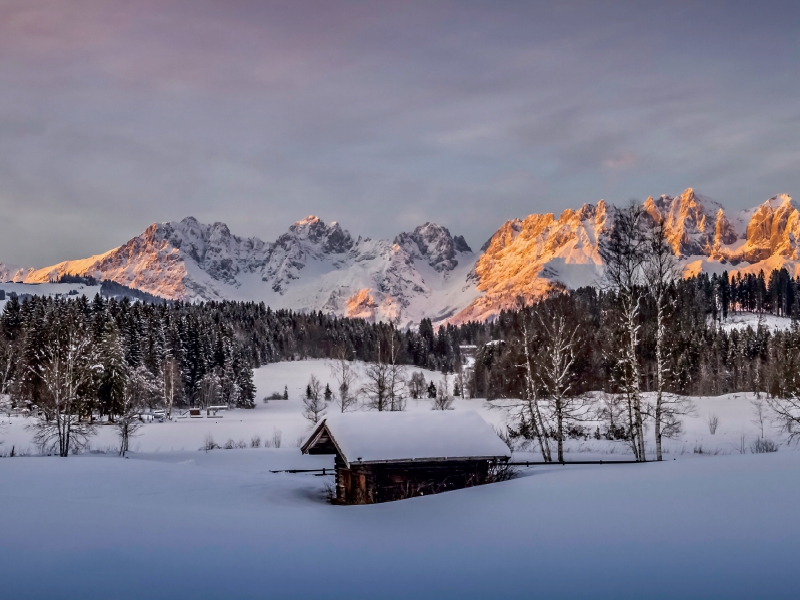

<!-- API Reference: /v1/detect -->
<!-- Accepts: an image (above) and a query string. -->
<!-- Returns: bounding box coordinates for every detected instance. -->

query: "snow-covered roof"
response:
[301,411,510,465]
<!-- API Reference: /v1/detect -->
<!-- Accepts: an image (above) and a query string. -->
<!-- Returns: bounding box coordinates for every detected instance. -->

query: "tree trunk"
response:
[654,300,665,461]
[522,316,551,462]
[556,396,564,463]
[626,294,646,461]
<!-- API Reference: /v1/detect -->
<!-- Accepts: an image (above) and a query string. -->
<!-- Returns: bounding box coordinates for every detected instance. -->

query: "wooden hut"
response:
[301,411,511,504]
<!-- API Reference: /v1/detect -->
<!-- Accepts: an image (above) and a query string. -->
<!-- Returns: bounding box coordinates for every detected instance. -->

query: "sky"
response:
[1,0,799,266]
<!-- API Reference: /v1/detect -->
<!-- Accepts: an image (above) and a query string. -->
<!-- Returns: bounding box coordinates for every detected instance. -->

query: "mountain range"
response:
[3,188,800,325]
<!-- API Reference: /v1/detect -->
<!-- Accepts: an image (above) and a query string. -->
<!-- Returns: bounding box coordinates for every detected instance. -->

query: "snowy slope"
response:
[0,281,103,313]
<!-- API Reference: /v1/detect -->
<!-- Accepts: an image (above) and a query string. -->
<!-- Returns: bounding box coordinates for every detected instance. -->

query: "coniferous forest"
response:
[1,268,799,413]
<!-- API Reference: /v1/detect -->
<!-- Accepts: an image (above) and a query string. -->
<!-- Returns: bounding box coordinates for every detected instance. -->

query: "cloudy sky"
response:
[1,0,799,266]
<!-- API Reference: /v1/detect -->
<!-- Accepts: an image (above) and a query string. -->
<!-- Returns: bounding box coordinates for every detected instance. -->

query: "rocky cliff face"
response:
[451,202,609,323]
[738,195,800,263]
[394,223,472,273]
[4,189,800,325]
[1,216,477,326]
[644,189,732,256]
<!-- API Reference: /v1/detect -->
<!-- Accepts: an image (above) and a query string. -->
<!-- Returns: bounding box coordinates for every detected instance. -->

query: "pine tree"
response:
[1,294,21,340]
[97,318,128,419]
[234,349,256,408]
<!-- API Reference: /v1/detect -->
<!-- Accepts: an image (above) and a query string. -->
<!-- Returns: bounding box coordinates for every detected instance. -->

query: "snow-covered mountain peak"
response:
[6,190,800,327]
[761,193,795,211]
[394,222,473,273]
[282,216,354,256]
[294,215,320,226]
[643,188,730,256]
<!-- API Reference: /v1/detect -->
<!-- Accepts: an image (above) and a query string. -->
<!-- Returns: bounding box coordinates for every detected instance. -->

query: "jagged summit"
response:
[4,190,800,325]
[1,215,476,326]
[451,188,800,323]
[394,222,473,273]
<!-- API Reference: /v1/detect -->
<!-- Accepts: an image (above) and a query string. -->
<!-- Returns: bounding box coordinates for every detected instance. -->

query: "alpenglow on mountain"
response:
[3,189,800,324]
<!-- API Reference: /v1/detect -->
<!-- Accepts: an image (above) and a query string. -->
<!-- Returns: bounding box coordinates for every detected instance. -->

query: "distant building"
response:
[301,411,510,505]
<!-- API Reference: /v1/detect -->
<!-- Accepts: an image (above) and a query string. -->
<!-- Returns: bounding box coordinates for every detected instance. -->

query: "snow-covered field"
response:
[1,359,783,456]
[1,360,798,598]
[718,311,795,332]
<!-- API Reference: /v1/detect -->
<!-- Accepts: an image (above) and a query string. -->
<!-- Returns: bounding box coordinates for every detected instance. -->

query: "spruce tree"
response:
[97,319,128,419]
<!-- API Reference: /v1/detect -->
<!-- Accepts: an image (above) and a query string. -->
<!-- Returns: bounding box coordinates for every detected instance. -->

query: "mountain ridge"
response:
[4,188,800,325]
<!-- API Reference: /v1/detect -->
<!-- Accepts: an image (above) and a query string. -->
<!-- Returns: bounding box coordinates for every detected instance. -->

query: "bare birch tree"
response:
[432,372,454,410]
[197,372,220,409]
[599,201,648,461]
[408,371,427,400]
[642,218,679,460]
[27,315,98,457]
[163,357,180,419]
[0,336,16,402]
[363,359,390,411]
[536,301,585,463]
[330,347,358,413]
[117,364,159,456]
[766,392,800,443]
[516,299,551,462]
[303,374,327,423]
[386,326,407,411]
[363,332,406,411]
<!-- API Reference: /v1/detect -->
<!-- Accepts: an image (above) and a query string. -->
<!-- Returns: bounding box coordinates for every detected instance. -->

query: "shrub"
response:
[264,428,282,448]
[750,438,779,453]
[201,434,219,452]
[707,414,719,435]
[485,461,519,483]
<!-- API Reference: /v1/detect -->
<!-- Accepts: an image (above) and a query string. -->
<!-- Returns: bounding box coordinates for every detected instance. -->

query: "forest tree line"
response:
[3,207,800,458]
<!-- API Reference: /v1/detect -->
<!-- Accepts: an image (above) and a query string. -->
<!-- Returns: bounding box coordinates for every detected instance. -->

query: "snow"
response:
[0,281,102,311]
[0,360,464,453]
[1,438,798,598]
[6,190,800,327]
[6,190,800,328]
[0,360,790,458]
[310,411,511,464]
[1,359,799,597]
[718,311,795,332]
